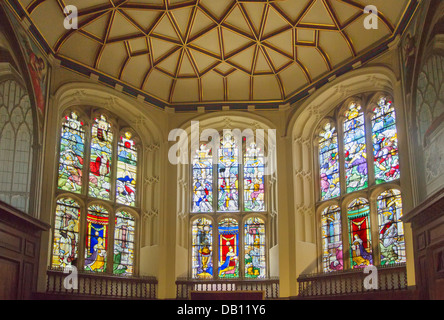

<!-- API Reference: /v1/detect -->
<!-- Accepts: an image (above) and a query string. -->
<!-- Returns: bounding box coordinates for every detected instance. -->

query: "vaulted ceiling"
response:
[11,0,414,108]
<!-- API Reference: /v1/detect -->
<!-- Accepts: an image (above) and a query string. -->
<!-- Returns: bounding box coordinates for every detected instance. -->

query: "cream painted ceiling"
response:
[17,0,412,106]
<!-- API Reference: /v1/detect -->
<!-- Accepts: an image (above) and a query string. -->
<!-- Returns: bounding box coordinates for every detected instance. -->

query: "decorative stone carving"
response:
[144,176,160,186]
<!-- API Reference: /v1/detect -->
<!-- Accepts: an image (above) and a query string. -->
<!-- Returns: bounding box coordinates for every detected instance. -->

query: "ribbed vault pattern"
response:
[17,0,411,105]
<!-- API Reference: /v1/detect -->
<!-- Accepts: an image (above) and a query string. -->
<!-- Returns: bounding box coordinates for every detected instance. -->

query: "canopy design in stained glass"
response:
[218,218,239,279]
[84,205,109,273]
[348,198,373,269]
[321,205,343,272]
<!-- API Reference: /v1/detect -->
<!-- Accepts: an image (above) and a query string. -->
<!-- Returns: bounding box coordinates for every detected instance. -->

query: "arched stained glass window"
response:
[58,112,85,193]
[372,97,400,184]
[192,218,213,279]
[116,132,137,207]
[52,198,81,269]
[218,132,239,212]
[244,143,265,211]
[192,144,213,213]
[85,205,109,273]
[190,127,271,280]
[344,103,368,193]
[218,218,239,279]
[114,211,136,275]
[377,189,405,265]
[319,123,340,200]
[318,94,406,274]
[321,205,343,272]
[348,198,373,269]
[244,217,266,279]
[52,109,140,277]
[89,115,113,200]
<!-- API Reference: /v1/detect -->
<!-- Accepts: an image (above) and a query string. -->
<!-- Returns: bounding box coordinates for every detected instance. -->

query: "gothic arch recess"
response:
[43,82,164,278]
[174,113,278,279]
[289,66,414,279]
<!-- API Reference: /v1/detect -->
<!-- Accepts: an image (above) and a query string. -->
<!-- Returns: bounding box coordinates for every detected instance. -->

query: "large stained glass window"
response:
[53,110,140,277]
[344,103,368,193]
[114,211,136,275]
[218,218,239,278]
[244,217,266,279]
[58,112,85,193]
[190,129,270,280]
[52,198,81,269]
[192,218,213,279]
[85,205,109,273]
[318,94,406,274]
[192,144,213,213]
[372,97,400,184]
[319,123,340,200]
[321,205,343,272]
[116,132,137,207]
[377,189,405,265]
[89,115,113,200]
[348,198,373,269]
[218,132,239,212]
[244,144,266,211]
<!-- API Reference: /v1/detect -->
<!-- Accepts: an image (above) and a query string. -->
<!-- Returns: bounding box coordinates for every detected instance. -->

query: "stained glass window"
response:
[321,205,343,272]
[244,217,266,278]
[54,110,141,278]
[116,132,137,207]
[218,132,239,212]
[244,143,265,211]
[114,211,136,275]
[218,218,239,278]
[377,189,405,265]
[190,130,270,279]
[344,103,368,193]
[372,97,400,184]
[85,205,109,273]
[192,218,213,279]
[319,123,340,200]
[192,144,213,213]
[348,198,373,269]
[52,198,81,269]
[58,112,85,193]
[89,115,113,200]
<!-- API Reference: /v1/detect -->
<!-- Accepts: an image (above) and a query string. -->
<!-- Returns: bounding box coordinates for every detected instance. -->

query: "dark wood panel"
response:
[0,228,22,253]
[0,257,19,300]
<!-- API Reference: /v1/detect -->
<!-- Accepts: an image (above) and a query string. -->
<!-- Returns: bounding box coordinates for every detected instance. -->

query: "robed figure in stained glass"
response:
[84,206,108,273]
[218,219,239,278]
